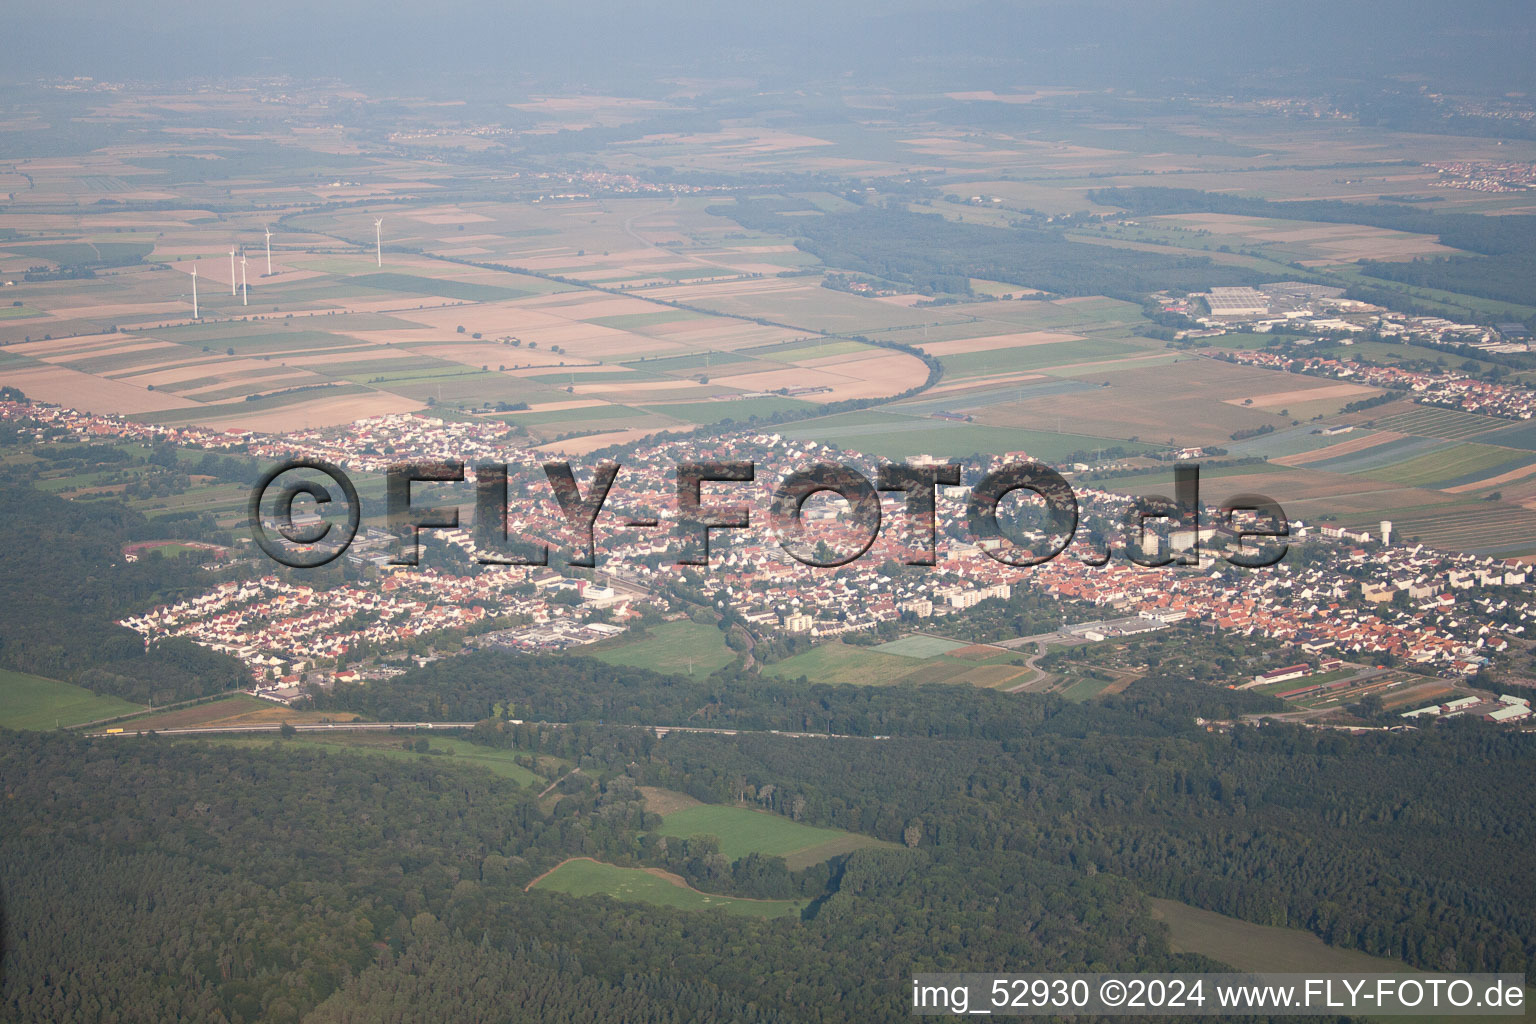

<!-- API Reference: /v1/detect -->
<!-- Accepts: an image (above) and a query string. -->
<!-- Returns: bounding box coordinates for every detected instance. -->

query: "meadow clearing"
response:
[527,858,804,918]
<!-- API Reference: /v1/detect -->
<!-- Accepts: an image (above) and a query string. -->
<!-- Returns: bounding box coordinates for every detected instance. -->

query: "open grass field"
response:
[528,858,804,918]
[0,669,144,730]
[1058,676,1118,701]
[870,634,969,658]
[763,642,930,686]
[588,619,737,675]
[763,640,994,688]
[1150,897,1413,973]
[653,803,890,867]
[1149,898,1536,1024]
[192,733,541,785]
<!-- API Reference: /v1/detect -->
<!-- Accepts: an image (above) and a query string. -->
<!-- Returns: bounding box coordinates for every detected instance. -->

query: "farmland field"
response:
[870,634,969,658]
[0,669,144,730]
[763,640,988,687]
[937,337,1144,378]
[762,642,929,686]
[1359,442,1536,489]
[779,410,1154,461]
[528,858,804,918]
[1372,407,1511,442]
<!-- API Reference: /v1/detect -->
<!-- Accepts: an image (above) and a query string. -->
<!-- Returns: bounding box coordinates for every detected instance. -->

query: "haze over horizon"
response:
[3,0,1533,95]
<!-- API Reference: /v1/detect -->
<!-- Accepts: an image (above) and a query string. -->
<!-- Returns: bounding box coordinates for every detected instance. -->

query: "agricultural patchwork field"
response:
[5,125,1536,561]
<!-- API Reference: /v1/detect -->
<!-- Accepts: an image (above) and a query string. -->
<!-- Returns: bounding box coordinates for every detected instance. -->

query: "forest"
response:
[0,729,1212,1023]
[6,652,1532,1022]
[1092,187,1536,311]
[310,653,1533,975]
[712,201,1270,300]
[0,480,248,705]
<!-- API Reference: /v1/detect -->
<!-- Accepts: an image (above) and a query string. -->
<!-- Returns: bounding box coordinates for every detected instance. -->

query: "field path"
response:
[537,767,582,799]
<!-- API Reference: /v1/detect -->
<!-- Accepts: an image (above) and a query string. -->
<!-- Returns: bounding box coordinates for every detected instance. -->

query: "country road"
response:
[87,720,887,741]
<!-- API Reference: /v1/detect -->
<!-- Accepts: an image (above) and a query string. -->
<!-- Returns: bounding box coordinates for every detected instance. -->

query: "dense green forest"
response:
[712,201,1271,299]
[0,482,247,704]
[1091,187,1536,311]
[5,657,1531,1021]
[0,729,1211,1023]
[306,653,1535,978]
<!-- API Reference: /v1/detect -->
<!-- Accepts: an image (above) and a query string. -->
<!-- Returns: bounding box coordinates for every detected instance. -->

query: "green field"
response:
[655,803,886,866]
[346,272,533,302]
[938,337,1145,378]
[763,642,928,686]
[780,410,1154,461]
[1149,898,1536,1024]
[504,403,644,426]
[870,634,968,658]
[588,620,737,675]
[0,669,144,730]
[1373,407,1509,442]
[751,339,872,362]
[1152,897,1412,972]
[530,858,803,918]
[1360,442,1534,489]
[1058,676,1116,701]
[761,640,984,687]
[201,734,542,785]
[637,396,817,423]
[586,310,710,330]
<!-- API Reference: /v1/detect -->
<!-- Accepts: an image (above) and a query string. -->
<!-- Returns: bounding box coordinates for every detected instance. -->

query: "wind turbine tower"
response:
[240,253,249,307]
[374,218,383,267]
[191,264,199,319]
[229,249,237,296]
[265,226,273,276]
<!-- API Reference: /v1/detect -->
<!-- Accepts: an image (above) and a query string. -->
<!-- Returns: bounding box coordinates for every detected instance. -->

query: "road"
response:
[87,720,885,741]
[90,721,481,737]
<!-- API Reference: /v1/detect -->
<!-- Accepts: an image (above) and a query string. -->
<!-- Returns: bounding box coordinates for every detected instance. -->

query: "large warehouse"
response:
[1205,286,1269,317]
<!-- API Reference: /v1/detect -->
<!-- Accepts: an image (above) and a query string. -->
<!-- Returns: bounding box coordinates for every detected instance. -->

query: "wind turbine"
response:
[241,253,249,307]
[264,226,273,276]
[229,248,237,296]
[191,264,199,319]
[373,217,383,267]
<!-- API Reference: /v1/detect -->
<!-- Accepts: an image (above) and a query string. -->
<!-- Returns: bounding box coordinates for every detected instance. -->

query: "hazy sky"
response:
[3,1,1532,94]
